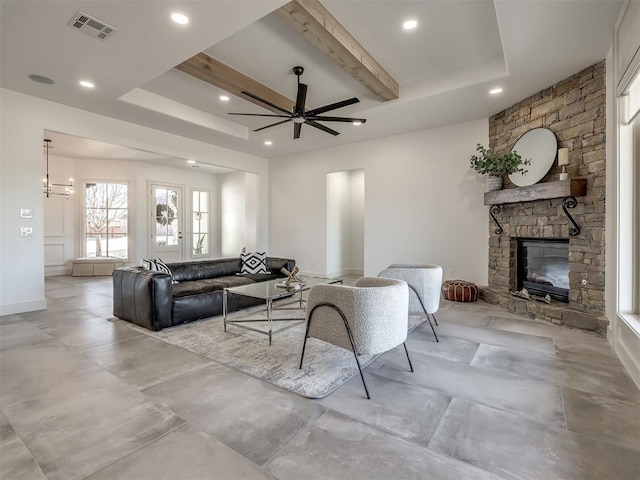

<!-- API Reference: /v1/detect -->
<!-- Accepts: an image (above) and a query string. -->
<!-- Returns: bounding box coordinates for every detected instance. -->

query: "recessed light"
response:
[219,95,230,102]
[187,160,196,164]
[402,19,418,30]
[79,80,95,89]
[28,74,54,85]
[171,12,189,24]
[352,121,362,126]
[489,87,503,95]
[264,140,273,146]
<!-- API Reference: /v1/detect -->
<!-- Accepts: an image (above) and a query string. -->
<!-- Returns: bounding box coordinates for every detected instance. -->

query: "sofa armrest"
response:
[113,267,173,331]
[266,257,295,275]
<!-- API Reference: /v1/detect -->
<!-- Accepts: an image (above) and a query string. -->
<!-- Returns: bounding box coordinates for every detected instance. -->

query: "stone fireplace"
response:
[479,61,607,335]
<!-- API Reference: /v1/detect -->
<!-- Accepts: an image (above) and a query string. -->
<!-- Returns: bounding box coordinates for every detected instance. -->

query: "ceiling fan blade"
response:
[294,122,302,139]
[241,91,291,115]
[253,119,292,132]
[228,113,291,118]
[295,83,307,114]
[306,116,367,123]
[306,97,360,116]
[306,120,340,136]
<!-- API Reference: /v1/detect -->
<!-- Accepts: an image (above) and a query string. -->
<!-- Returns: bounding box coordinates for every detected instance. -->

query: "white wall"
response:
[0,88,269,315]
[326,169,364,277]
[218,171,260,257]
[326,171,350,276]
[43,154,75,276]
[270,119,489,281]
[349,169,365,274]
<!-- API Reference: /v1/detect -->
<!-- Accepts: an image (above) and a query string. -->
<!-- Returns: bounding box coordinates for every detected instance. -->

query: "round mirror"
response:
[508,128,557,187]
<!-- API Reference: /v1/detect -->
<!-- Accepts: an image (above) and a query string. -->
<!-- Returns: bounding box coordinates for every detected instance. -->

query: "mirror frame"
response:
[508,127,558,187]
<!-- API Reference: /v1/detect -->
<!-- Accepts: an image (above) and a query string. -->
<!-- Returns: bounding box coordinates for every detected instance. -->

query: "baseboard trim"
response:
[0,298,47,316]
[615,313,640,390]
[300,269,364,279]
[45,266,71,276]
[617,338,640,389]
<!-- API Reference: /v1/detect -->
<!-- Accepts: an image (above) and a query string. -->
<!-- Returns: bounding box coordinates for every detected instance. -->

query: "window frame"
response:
[190,188,211,258]
[82,180,130,261]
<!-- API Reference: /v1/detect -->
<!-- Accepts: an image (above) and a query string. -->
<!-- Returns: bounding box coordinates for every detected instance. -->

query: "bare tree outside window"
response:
[85,182,128,258]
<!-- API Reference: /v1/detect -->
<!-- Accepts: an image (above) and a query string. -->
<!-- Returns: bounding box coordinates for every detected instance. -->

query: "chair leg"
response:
[403,342,414,372]
[304,303,371,399]
[407,284,438,341]
[351,350,371,400]
[299,314,313,369]
[432,313,438,326]
[427,315,439,342]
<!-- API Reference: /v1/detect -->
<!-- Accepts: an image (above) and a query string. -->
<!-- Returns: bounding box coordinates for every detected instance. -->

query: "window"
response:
[192,189,209,256]
[620,69,640,315]
[85,182,128,258]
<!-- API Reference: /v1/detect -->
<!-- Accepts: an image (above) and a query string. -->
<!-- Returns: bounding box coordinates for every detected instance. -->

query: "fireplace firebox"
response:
[517,238,569,302]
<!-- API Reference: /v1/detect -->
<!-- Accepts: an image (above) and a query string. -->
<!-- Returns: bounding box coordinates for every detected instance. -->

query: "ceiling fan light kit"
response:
[228,66,367,139]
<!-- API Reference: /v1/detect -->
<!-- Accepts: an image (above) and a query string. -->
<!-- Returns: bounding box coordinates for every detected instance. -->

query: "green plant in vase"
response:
[469,144,530,191]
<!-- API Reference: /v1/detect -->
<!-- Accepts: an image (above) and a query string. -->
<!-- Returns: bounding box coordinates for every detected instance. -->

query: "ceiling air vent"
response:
[67,11,117,41]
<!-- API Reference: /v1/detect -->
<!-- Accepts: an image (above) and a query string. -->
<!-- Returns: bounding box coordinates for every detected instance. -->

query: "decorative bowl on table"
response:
[275,280,305,290]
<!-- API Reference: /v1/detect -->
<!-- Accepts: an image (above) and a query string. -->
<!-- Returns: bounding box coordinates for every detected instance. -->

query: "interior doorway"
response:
[326,169,364,277]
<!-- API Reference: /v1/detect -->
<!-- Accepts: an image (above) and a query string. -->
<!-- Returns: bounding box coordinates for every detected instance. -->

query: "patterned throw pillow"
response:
[240,251,269,274]
[139,259,154,270]
[153,258,171,275]
[149,258,178,284]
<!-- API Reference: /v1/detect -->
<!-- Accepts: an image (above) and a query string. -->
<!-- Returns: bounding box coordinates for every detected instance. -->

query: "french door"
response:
[149,183,183,262]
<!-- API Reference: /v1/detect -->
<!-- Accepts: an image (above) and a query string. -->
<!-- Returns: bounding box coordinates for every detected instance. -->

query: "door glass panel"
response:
[155,188,179,246]
[192,190,209,255]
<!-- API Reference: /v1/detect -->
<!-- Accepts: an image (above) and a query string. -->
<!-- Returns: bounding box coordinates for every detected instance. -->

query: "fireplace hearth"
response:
[517,238,569,302]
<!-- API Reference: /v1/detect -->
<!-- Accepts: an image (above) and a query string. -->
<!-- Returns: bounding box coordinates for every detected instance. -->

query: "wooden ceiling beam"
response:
[276,0,399,101]
[175,53,295,115]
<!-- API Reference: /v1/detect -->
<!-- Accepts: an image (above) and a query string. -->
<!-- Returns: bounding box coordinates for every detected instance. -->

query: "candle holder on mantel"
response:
[558,147,569,181]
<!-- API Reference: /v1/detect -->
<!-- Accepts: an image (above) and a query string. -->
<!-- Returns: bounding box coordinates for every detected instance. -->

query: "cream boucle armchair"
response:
[378,263,443,342]
[300,277,414,399]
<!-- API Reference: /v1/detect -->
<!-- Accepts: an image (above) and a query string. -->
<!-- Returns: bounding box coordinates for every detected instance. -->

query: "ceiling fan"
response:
[228,66,367,139]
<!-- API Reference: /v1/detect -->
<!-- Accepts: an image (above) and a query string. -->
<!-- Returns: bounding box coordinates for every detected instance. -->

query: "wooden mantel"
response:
[483,179,587,206]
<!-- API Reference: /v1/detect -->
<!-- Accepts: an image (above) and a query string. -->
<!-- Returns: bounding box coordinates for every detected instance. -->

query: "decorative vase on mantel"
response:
[486,175,503,192]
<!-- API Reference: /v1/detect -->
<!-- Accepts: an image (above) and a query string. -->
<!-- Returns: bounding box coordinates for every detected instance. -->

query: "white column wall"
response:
[269,119,489,281]
[348,169,365,275]
[326,171,351,276]
[608,1,640,388]
[0,89,269,315]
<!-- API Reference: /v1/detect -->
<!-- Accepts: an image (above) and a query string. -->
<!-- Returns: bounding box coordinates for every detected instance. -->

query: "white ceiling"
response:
[1,0,623,165]
[44,130,237,175]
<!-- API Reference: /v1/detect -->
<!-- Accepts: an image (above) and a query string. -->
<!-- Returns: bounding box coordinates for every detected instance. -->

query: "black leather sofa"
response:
[112,257,295,331]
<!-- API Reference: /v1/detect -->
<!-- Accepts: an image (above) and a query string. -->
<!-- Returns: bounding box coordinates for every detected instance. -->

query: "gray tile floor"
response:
[1,275,639,480]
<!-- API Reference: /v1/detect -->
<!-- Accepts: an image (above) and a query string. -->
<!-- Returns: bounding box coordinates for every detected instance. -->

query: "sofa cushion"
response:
[169,259,241,283]
[240,273,284,283]
[172,276,256,298]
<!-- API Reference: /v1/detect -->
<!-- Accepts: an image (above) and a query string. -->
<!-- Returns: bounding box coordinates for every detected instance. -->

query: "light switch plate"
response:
[20,208,32,218]
[20,227,33,237]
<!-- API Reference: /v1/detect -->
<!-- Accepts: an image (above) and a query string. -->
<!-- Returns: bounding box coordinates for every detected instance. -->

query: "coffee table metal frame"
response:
[223,277,342,345]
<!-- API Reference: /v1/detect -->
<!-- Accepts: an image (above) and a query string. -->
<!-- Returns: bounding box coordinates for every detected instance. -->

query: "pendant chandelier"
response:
[43,139,73,199]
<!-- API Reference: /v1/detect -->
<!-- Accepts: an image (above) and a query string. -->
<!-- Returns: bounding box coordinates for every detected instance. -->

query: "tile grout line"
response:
[0,406,49,480]
[559,387,569,431]
[77,420,188,480]
[261,408,332,468]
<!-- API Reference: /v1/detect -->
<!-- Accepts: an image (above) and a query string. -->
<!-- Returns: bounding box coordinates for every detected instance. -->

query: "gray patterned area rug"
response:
[124,305,425,399]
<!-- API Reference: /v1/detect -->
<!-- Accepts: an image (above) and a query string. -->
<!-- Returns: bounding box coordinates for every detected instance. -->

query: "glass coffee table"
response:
[223,277,342,345]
